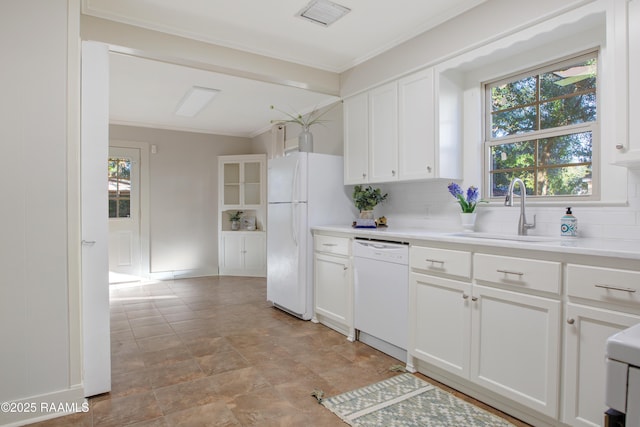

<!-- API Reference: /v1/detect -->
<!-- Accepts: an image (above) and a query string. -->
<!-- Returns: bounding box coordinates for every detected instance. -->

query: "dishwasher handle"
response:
[352,239,409,264]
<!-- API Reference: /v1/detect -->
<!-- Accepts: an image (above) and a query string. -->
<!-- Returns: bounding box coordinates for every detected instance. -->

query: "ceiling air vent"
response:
[296,0,351,27]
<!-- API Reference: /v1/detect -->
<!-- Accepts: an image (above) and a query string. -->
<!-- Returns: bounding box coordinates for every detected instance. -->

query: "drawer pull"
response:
[497,269,524,276]
[594,284,637,293]
[322,243,338,247]
[425,259,445,264]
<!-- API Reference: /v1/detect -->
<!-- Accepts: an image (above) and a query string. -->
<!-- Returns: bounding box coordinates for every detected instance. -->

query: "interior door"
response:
[81,40,111,397]
[108,146,141,283]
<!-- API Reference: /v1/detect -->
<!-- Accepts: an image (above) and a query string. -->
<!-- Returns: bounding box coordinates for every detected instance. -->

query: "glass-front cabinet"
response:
[221,157,264,208]
[218,154,266,277]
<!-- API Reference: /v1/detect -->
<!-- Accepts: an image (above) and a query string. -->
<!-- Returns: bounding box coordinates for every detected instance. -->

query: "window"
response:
[108,157,131,218]
[485,52,597,199]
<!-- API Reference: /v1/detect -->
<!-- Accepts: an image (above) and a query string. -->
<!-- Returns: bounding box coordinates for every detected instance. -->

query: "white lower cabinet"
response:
[563,303,640,427]
[471,284,561,418]
[312,234,354,340]
[409,272,471,377]
[562,263,640,427]
[219,231,265,276]
[410,246,562,422]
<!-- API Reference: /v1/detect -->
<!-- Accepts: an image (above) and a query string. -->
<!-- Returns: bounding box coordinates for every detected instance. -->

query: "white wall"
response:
[109,125,256,278]
[340,0,595,96]
[81,14,339,97]
[0,1,85,425]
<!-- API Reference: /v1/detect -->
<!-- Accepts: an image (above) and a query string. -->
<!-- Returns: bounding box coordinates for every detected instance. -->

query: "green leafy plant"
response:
[270,101,341,130]
[352,185,388,211]
[228,210,243,221]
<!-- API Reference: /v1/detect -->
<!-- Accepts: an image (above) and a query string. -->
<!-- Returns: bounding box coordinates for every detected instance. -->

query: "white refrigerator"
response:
[267,152,353,319]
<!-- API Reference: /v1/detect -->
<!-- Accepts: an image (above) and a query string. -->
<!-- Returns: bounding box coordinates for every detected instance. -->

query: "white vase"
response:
[460,212,477,232]
[359,210,374,219]
[298,128,313,152]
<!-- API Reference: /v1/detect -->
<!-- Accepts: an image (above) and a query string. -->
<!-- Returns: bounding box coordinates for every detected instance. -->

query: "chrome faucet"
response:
[504,178,535,235]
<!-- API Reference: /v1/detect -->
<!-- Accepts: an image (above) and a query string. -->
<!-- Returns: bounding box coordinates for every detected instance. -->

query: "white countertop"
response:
[312,225,640,261]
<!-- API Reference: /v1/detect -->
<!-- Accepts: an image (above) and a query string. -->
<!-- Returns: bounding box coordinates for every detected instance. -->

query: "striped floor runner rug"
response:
[320,373,516,427]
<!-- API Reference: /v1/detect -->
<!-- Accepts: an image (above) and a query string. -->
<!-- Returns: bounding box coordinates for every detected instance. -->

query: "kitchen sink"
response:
[448,232,558,243]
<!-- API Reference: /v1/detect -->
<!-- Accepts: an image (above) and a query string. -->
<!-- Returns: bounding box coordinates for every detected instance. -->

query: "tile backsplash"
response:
[373,168,640,241]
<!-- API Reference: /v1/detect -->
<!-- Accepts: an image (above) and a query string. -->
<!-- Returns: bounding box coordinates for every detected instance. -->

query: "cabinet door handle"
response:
[362,173,367,178]
[392,170,396,176]
[497,269,524,276]
[425,258,445,264]
[616,143,624,150]
[567,318,575,325]
[322,243,338,247]
[343,266,348,271]
[471,296,478,302]
[462,293,469,299]
[594,284,636,293]
[426,166,432,173]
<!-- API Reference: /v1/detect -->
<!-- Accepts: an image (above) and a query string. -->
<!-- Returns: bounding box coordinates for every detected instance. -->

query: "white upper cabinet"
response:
[614,0,640,165]
[343,67,461,185]
[219,155,265,210]
[368,82,399,183]
[343,93,369,184]
[398,68,436,180]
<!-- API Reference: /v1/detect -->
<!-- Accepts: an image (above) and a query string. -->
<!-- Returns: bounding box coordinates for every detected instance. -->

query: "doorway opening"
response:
[108,144,149,284]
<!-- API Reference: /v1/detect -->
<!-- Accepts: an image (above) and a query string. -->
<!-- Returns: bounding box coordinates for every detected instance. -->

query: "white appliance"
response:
[352,239,409,362]
[267,152,353,319]
[605,323,640,426]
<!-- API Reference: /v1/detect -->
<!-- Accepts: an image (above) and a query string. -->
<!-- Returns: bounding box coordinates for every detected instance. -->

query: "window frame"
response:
[482,50,600,202]
[108,156,132,219]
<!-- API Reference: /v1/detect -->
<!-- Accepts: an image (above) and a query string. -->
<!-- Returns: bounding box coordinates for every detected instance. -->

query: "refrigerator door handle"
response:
[291,202,298,246]
[290,158,300,246]
[292,157,300,202]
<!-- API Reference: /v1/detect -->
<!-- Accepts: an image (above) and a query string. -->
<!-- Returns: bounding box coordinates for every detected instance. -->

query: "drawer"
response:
[314,234,350,256]
[474,253,560,294]
[567,264,640,305]
[410,246,471,280]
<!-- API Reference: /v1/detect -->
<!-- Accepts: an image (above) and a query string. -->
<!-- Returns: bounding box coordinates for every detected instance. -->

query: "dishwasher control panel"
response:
[352,239,409,265]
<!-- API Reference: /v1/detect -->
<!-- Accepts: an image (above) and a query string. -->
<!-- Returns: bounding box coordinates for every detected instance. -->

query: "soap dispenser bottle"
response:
[561,207,578,237]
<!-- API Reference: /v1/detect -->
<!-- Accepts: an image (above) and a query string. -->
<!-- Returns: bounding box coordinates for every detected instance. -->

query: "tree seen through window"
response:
[486,52,597,198]
[108,157,131,218]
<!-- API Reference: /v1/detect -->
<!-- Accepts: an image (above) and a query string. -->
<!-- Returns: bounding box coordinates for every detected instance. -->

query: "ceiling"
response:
[83,0,486,138]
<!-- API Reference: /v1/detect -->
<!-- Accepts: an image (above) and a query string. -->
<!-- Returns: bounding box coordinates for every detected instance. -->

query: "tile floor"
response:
[30,276,529,426]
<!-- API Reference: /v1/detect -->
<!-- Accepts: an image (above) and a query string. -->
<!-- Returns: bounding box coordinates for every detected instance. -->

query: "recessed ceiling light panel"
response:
[175,86,220,117]
[296,0,351,27]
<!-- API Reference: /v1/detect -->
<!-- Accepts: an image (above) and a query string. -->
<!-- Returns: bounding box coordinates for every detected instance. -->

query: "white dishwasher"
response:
[353,238,409,362]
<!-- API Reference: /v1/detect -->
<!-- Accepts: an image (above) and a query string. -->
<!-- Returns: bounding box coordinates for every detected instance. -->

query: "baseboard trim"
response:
[0,385,87,427]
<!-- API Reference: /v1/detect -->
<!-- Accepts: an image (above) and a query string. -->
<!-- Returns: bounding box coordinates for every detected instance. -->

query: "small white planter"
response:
[460,212,477,232]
